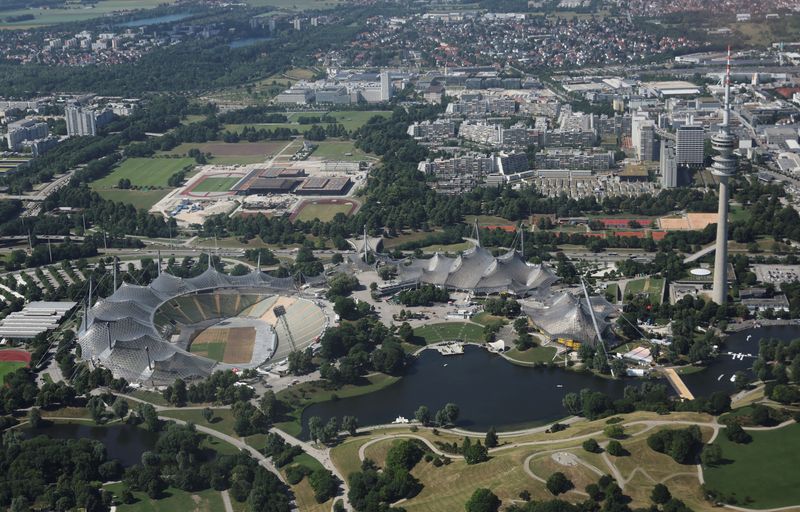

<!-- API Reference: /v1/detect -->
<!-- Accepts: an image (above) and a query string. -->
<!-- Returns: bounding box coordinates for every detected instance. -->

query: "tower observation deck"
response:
[711,47,738,305]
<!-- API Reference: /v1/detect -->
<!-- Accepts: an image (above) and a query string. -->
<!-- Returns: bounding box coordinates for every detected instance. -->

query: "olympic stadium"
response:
[78,265,329,384]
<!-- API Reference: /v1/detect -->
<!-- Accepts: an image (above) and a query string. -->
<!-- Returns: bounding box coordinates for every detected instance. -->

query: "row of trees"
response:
[562,384,732,420]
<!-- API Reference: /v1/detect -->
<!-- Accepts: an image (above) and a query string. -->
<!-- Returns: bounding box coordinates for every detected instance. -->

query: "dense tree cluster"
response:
[562,383,731,420]
[482,295,521,318]
[120,422,291,510]
[0,432,112,511]
[162,371,254,405]
[348,440,428,511]
[397,284,450,307]
[646,425,703,464]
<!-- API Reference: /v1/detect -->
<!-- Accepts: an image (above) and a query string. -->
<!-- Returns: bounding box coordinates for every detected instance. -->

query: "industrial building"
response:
[295,176,352,195]
[232,167,307,194]
[0,301,76,340]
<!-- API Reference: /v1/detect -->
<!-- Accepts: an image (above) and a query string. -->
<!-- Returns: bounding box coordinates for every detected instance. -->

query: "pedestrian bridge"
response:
[664,368,695,400]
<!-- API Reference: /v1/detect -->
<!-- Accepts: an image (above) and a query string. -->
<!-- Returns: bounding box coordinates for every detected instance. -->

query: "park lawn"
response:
[203,435,240,456]
[38,406,94,420]
[160,408,238,438]
[729,205,751,223]
[0,361,25,382]
[246,0,344,10]
[310,140,371,161]
[412,322,485,345]
[624,277,665,304]
[362,438,400,468]
[294,201,355,222]
[471,312,507,327]
[182,115,207,125]
[0,0,176,28]
[331,436,374,479]
[224,122,308,133]
[528,451,601,494]
[607,429,712,506]
[605,283,619,301]
[288,477,332,512]
[704,423,800,509]
[404,446,547,511]
[279,451,333,511]
[92,158,195,188]
[324,110,391,131]
[105,483,223,512]
[130,389,169,406]
[209,155,269,165]
[505,346,557,364]
[382,230,444,249]
[192,177,240,193]
[275,373,400,437]
[463,215,514,227]
[96,189,170,210]
[419,241,473,253]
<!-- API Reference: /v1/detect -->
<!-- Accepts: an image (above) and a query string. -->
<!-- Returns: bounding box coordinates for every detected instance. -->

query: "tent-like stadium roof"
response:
[396,246,557,295]
[78,266,295,384]
[524,293,616,346]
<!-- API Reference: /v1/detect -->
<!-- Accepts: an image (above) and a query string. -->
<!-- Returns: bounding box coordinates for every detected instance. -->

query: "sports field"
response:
[292,199,356,222]
[310,140,371,161]
[624,277,665,304]
[91,157,195,189]
[413,322,485,345]
[0,349,30,382]
[324,110,391,131]
[190,326,255,364]
[96,189,171,210]
[704,423,800,508]
[224,111,390,137]
[191,177,240,193]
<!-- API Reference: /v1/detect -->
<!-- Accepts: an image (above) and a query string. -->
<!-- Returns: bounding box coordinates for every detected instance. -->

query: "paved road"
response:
[221,490,233,512]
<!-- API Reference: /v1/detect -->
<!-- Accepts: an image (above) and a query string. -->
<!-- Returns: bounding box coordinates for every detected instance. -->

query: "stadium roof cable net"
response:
[78,264,300,384]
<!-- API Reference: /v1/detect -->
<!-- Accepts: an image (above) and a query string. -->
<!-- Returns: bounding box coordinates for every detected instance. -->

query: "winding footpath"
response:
[268,427,353,512]
[97,389,799,512]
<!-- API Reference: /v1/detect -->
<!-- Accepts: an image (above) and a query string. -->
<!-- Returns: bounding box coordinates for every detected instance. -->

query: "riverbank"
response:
[727,318,800,332]
[275,372,401,437]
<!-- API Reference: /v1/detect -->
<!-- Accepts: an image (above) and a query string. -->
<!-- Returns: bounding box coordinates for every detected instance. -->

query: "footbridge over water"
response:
[664,368,695,400]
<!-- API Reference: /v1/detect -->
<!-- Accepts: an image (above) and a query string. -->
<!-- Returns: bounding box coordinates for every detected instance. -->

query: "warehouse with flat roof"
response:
[295,177,352,195]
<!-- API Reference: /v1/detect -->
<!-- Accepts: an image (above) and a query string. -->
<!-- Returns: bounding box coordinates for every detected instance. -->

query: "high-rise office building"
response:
[711,48,738,305]
[676,125,705,166]
[380,71,392,102]
[632,114,656,162]
[660,140,677,188]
